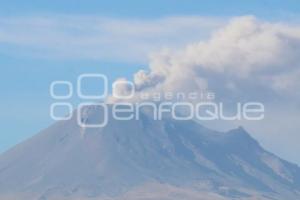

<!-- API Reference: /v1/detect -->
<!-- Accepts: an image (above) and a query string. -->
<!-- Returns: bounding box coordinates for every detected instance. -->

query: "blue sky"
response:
[1,0,300,165]
[1,0,300,18]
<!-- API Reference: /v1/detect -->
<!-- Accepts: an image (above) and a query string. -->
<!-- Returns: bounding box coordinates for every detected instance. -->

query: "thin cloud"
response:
[0,15,224,61]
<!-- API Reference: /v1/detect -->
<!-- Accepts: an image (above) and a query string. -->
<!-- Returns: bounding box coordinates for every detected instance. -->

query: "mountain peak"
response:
[0,107,300,199]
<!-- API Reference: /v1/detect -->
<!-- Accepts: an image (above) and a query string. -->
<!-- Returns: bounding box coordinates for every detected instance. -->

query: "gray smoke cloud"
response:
[113,16,300,103]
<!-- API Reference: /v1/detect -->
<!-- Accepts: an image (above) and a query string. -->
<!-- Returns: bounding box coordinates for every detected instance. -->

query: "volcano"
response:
[0,105,300,200]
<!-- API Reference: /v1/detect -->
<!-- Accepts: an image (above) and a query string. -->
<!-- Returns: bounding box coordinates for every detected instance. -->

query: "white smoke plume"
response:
[112,16,300,103]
